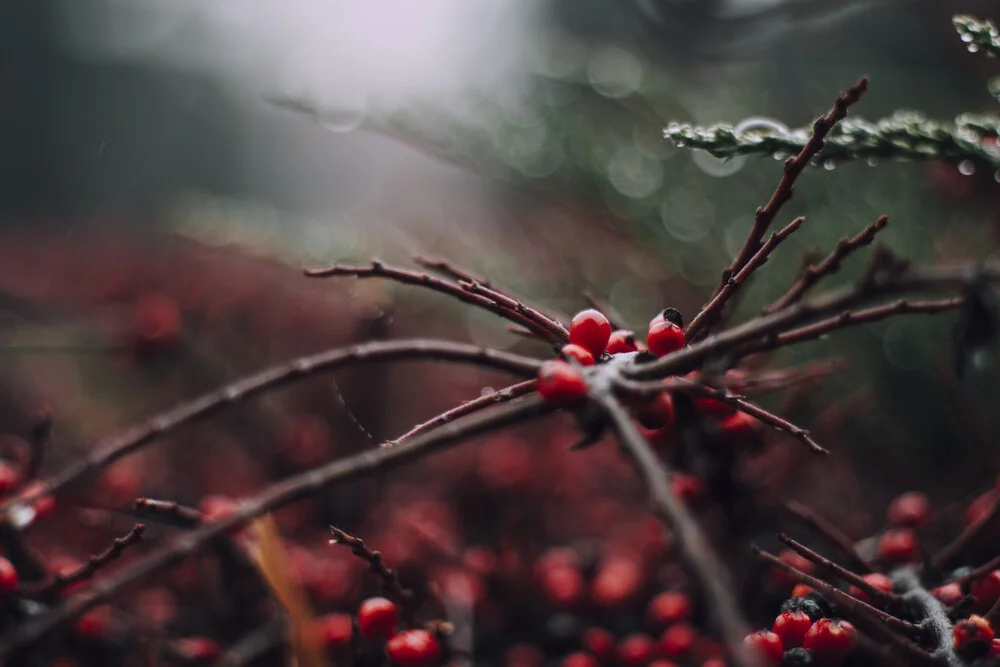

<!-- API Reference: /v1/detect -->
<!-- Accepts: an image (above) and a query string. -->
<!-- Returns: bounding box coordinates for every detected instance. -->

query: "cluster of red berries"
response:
[745,595,857,667]
[313,597,442,666]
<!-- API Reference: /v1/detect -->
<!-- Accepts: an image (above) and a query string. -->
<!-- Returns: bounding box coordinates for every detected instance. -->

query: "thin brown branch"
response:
[593,391,759,667]
[0,395,554,656]
[687,216,805,340]
[934,491,1000,570]
[956,553,1000,590]
[20,524,146,595]
[698,77,869,341]
[583,291,628,332]
[383,380,536,448]
[784,500,872,573]
[458,280,568,342]
[329,526,414,620]
[752,546,927,644]
[778,534,903,607]
[1,339,542,519]
[764,215,889,313]
[304,260,564,342]
[133,497,203,528]
[615,377,828,454]
[738,358,846,394]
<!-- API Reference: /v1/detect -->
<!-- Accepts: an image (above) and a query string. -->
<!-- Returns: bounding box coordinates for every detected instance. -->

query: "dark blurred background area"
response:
[2,0,1000,558]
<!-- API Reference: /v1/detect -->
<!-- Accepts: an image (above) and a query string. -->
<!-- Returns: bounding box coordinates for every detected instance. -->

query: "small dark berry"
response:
[802,592,834,619]
[781,648,814,667]
[780,597,824,622]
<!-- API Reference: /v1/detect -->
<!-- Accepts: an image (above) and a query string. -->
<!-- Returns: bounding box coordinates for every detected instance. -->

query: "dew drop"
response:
[959,160,977,176]
[773,152,787,161]
[969,44,981,54]
[994,170,1000,183]
[867,156,880,167]
[962,33,974,43]
[823,160,836,171]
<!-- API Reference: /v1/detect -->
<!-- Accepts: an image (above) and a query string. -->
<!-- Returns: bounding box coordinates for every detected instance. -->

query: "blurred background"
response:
[3,1,1000,657]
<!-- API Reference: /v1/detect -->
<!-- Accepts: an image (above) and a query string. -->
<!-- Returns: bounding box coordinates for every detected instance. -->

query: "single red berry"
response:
[954,615,994,658]
[178,637,221,662]
[803,619,857,665]
[315,613,354,649]
[672,474,703,503]
[887,491,930,528]
[992,637,1000,656]
[386,629,441,666]
[636,392,676,430]
[0,557,18,594]
[539,565,585,607]
[768,550,814,591]
[966,491,996,528]
[647,320,685,358]
[648,591,692,629]
[536,360,588,405]
[971,571,1000,613]
[790,584,815,599]
[560,343,596,367]
[718,411,757,439]
[582,627,616,661]
[848,573,893,604]
[0,461,20,496]
[561,652,599,667]
[19,480,55,521]
[617,633,654,667]
[75,605,114,639]
[743,630,783,667]
[133,293,182,351]
[358,596,399,639]
[876,529,919,564]
[659,623,697,659]
[570,309,612,358]
[591,554,642,607]
[607,330,639,354]
[933,582,964,606]
[772,610,813,649]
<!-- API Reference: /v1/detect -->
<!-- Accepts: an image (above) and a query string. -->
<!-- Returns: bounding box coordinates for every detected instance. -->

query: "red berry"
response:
[0,557,19,594]
[790,584,815,598]
[772,610,812,649]
[992,637,1000,656]
[591,554,643,607]
[659,623,697,659]
[75,605,114,639]
[887,491,930,528]
[315,613,354,649]
[617,633,654,667]
[647,591,691,629]
[803,619,857,665]
[133,293,182,351]
[743,630,783,667]
[607,330,639,354]
[539,565,585,607]
[582,627,616,661]
[933,582,964,606]
[561,652,599,667]
[672,474,703,503]
[647,320,685,358]
[386,629,441,666]
[358,596,399,639]
[848,573,893,604]
[560,344,596,367]
[972,571,1000,613]
[718,411,757,439]
[536,360,588,405]
[0,461,20,496]
[20,481,55,521]
[570,309,612,358]
[768,550,814,591]
[636,393,676,430]
[954,615,994,658]
[876,529,919,564]
[177,637,221,662]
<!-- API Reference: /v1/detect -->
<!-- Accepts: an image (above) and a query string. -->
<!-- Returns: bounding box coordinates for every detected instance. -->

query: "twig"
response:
[583,291,628,332]
[0,339,542,519]
[20,524,146,595]
[615,376,828,454]
[458,280,568,342]
[383,380,536,448]
[778,534,903,607]
[329,526,414,620]
[686,216,805,339]
[933,491,1000,570]
[133,498,203,528]
[593,391,758,667]
[0,395,554,656]
[955,553,1000,590]
[698,77,869,341]
[784,500,872,573]
[304,261,565,343]
[765,215,889,313]
[752,546,927,643]
[737,358,846,394]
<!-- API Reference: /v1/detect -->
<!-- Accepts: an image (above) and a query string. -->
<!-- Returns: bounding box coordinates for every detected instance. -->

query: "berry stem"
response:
[20,524,146,596]
[329,525,414,622]
[784,500,873,573]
